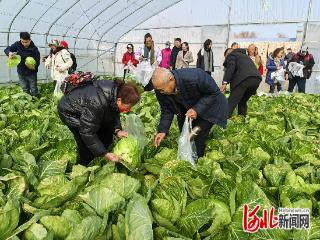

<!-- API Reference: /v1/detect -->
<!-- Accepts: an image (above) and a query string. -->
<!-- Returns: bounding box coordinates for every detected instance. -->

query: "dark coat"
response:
[223,48,261,89]
[4,41,40,76]
[57,80,122,157]
[170,46,181,69]
[265,57,285,85]
[196,48,214,72]
[156,68,228,134]
[291,52,315,79]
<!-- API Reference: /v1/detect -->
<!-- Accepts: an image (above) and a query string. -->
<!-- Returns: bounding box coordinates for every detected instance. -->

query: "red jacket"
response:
[122,52,138,66]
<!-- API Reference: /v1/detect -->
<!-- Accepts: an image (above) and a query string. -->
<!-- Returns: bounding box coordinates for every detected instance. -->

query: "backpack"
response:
[61,72,94,95]
[69,52,77,74]
[61,51,77,74]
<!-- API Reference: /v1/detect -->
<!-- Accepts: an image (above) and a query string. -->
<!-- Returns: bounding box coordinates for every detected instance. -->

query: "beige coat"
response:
[175,50,194,69]
[45,49,73,83]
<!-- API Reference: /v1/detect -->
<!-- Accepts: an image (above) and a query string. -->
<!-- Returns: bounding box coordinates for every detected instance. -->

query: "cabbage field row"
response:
[0,82,320,240]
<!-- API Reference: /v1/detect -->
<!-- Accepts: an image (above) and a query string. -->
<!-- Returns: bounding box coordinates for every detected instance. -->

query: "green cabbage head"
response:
[113,136,140,170]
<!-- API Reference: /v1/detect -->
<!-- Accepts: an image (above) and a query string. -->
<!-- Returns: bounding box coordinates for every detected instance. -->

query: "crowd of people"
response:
[3,31,316,166]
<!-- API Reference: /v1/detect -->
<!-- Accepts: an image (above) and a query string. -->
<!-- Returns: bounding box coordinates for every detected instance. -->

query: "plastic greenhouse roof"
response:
[0,0,181,48]
[0,0,319,50]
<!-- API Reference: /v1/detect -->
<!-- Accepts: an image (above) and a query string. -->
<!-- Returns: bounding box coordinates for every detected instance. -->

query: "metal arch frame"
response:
[45,0,80,45]
[112,0,183,45]
[30,0,59,33]
[96,0,155,51]
[108,0,182,75]
[95,0,154,74]
[81,0,182,73]
[73,0,120,54]
[302,0,313,45]
[62,0,103,38]
[7,0,31,45]
[86,0,144,49]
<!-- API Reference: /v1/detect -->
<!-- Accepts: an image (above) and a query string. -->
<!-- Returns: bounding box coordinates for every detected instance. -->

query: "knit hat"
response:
[48,39,60,47]
[60,40,69,49]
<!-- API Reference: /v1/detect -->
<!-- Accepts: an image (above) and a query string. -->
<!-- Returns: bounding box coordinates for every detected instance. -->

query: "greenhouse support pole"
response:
[113,43,118,76]
[226,0,232,48]
[302,0,312,45]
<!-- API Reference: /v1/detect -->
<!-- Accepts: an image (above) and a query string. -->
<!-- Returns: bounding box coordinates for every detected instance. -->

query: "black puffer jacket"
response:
[58,80,121,157]
[223,48,261,89]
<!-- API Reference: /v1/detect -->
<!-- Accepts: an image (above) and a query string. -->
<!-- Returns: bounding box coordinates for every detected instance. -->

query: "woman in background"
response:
[175,42,193,69]
[248,44,263,76]
[266,48,286,93]
[122,44,138,79]
[159,41,172,69]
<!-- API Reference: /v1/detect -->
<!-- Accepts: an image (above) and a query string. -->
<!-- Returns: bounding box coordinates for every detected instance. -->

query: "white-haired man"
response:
[152,68,228,157]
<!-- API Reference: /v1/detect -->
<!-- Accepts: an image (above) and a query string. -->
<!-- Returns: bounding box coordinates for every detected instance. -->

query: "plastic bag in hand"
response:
[177,117,197,165]
[129,60,156,86]
[53,80,63,97]
[124,114,147,151]
[271,68,285,83]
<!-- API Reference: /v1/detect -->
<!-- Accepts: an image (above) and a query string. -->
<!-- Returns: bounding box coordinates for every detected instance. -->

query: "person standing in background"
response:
[288,46,315,93]
[247,44,263,76]
[4,32,40,96]
[122,44,138,79]
[135,33,162,65]
[220,48,261,118]
[175,42,193,69]
[196,39,214,75]
[170,38,182,70]
[266,48,286,93]
[45,39,73,95]
[135,33,162,91]
[231,42,240,49]
[59,41,77,74]
[159,41,172,69]
[284,48,294,82]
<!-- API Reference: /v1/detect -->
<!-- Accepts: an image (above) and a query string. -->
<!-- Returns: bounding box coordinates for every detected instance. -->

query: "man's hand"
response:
[154,133,166,147]
[116,130,128,139]
[8,52,16,59]
[220,84,227,93]
[185,108,197,119]
[139,55,145,61]
[105,152,121,162]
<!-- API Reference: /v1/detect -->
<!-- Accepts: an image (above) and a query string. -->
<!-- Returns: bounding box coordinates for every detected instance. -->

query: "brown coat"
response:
[175,50,194,69]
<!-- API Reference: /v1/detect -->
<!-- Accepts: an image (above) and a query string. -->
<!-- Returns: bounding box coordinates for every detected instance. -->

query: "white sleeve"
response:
[45,55,52,69]
[59,50,73,71]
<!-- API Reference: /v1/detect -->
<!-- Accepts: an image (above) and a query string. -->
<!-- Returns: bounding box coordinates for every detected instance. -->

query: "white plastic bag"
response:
[123,114,147,151]
[53,80,63,97]
[177,117,197,165]
[130,60,156,86]
[271,68,285,83]
[288,62,304,78]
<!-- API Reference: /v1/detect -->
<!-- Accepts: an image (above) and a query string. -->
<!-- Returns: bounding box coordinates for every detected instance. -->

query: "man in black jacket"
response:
[4,32,40,96]
[152,68,228,157]
[170,38,182,70]
[220,48,261,118]
[58,79,140,166]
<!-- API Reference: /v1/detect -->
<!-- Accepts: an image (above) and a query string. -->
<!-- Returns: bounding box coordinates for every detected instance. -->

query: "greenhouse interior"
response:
[0,0,320,239]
